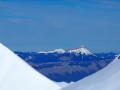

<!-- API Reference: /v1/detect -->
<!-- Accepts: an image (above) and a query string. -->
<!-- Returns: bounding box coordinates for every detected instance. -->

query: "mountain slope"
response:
[0,43,60,90]
[60,55,120,90]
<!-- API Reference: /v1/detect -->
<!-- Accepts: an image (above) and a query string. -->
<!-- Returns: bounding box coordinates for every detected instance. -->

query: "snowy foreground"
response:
[0,43,60,90]
[0,43,120,90]
[56,82,74,88]
[60,55,120,90]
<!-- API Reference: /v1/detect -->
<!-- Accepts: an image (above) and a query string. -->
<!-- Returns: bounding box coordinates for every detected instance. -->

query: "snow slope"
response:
[0,43,60,90]
[56,82,74,88]
[60,55,120,90]
[56,82,70,88]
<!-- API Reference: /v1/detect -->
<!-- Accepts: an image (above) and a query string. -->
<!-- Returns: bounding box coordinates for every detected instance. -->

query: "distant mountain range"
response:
[38,46,94,55]
[15,47,117,83]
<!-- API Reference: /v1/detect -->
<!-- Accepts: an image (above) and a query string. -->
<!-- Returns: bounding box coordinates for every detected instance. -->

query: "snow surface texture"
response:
[56,82,74,88]
[56,82,69,88]
[0,43,60,90]
[60,55,120,90]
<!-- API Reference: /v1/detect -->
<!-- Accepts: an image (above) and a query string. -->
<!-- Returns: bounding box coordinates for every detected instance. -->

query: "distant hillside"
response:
[15,50,116,82]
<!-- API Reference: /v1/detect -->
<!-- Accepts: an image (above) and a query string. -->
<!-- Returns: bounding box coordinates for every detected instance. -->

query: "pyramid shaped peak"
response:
[68,46,93,55]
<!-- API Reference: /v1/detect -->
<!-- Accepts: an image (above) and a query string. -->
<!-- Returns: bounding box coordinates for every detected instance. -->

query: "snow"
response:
[38,49,66,54]
[56,82,70,88]
[48,49,66,54]
[38,46,94,55]
[0,43,60,90]
[38,51,49,54]
[56,82,74,88]
[60,54,120,90]
[68,46,93,55]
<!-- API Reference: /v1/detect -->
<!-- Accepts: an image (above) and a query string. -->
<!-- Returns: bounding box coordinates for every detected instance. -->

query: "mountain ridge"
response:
[60,55,120,90]
[38,46,94,55]
[15,50,116,82]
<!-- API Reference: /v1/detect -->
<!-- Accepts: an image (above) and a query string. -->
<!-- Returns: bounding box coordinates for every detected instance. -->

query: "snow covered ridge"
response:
[56,82,74,88]
[60,54,120,90]
[0,43,60,90]
[68,47,93,55]
[39,49,66,54]
[38,46,94,55]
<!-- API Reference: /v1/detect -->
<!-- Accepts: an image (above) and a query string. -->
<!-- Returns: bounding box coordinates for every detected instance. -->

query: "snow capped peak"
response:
[38,49,65,54]
[48,49,66,54]
[38,46,94,55]
[38,51,49,54]
[68,46,93,55]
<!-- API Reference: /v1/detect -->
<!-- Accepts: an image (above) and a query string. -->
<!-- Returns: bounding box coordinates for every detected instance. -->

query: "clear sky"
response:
[0,0,120,52]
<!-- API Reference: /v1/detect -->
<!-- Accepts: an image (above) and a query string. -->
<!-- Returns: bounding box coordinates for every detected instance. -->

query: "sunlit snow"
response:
[61,55,120,90]
[0,43,60,90]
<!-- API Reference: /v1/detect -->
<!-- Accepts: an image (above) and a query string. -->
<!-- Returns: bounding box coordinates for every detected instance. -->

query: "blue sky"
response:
[0,0,120,52]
